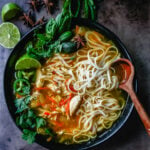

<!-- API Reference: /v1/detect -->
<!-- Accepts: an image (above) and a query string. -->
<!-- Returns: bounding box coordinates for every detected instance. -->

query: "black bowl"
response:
[3,18,137,150]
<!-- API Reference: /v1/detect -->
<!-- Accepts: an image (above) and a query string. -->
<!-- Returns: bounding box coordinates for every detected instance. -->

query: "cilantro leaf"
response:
[26,118,33,126]
[16,109,37,128]
[22,86,30,95]
[26,42,41,60]
[36,33,49,46]
[14,96,31,113]
[22,129,36,144]
[45,128,54,136]
[25,96,31,104]
[28,109,36,118]
[15,98,28,113]
[36,118,46,128]
[16,113,28,128]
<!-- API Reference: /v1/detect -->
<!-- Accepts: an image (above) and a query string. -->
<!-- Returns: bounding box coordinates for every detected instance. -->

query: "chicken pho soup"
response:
[13,26,125,144]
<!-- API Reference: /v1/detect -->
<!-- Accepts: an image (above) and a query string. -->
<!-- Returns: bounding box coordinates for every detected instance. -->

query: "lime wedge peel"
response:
[15,54,41,70]
[1,3,21,21]
[0,22,20,48]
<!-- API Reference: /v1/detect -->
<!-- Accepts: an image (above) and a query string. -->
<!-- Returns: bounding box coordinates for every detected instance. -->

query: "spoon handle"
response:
[128,89,150,136]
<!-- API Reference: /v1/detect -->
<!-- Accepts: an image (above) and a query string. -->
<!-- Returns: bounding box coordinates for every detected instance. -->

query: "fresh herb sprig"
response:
[22,129,37,144]
[26,0,74,59]
[13,79,31,96]
[13,0,97,144]
[26,0,97,60]
[15,95,53,144]
[13,71,54,144]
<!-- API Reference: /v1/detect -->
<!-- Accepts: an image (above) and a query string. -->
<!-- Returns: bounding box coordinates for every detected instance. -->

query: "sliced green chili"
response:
[16,71,35,81]
[22,71,35,80]
[15,71,23,79]
[13,79,30,96]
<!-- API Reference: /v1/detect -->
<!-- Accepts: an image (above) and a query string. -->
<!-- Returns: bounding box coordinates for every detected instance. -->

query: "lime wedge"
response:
[1,3,21,21]
[15,54,41,70]
[0,22,20,48]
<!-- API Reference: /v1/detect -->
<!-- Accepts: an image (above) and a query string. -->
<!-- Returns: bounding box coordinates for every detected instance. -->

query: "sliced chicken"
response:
[69,95,82,116]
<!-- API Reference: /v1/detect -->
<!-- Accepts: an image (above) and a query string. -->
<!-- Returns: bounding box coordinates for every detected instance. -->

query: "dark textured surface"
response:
[0,0,150,150]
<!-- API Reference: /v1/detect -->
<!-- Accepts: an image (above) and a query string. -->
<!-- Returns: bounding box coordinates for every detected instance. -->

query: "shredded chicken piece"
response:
[69,96,82,116]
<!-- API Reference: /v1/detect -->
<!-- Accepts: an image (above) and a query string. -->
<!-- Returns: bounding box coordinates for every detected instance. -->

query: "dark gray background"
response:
[0,0,150,150]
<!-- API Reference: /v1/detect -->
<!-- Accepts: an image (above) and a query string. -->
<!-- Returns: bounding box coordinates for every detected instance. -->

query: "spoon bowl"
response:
[112,58,150,136]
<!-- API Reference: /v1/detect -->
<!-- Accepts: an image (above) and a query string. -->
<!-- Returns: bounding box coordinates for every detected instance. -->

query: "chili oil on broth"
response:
[29,27,126,144]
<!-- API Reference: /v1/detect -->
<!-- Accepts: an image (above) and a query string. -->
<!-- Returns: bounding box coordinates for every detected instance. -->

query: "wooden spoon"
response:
[112,58,150,136]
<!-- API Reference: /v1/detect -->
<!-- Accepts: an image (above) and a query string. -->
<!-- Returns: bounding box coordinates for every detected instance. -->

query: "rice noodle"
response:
[31,29,125,144]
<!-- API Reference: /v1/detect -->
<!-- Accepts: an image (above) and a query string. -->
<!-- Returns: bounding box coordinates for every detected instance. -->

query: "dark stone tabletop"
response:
[0,0,150,150]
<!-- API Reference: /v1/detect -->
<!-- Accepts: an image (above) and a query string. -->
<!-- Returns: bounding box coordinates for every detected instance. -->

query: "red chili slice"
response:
[46,96,57,104]
[35,87,50,91]
[44,112,51,115]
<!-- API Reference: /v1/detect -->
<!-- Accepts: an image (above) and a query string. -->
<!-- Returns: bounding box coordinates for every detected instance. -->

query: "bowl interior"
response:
[3,18,137,150]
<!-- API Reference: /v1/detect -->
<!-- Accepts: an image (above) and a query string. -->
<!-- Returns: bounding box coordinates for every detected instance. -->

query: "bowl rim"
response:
[3,18,138,150]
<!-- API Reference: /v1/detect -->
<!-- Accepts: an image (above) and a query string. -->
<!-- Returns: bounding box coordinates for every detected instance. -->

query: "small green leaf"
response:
[28,109,36,118]
[26,118,32,126]
[14,96,31,113]
[25,96,31,104]
[45,128,54,136]
[22,86,30,95]
[15,98,28,113]
[22,129,36,144]
[36,118,46,128]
